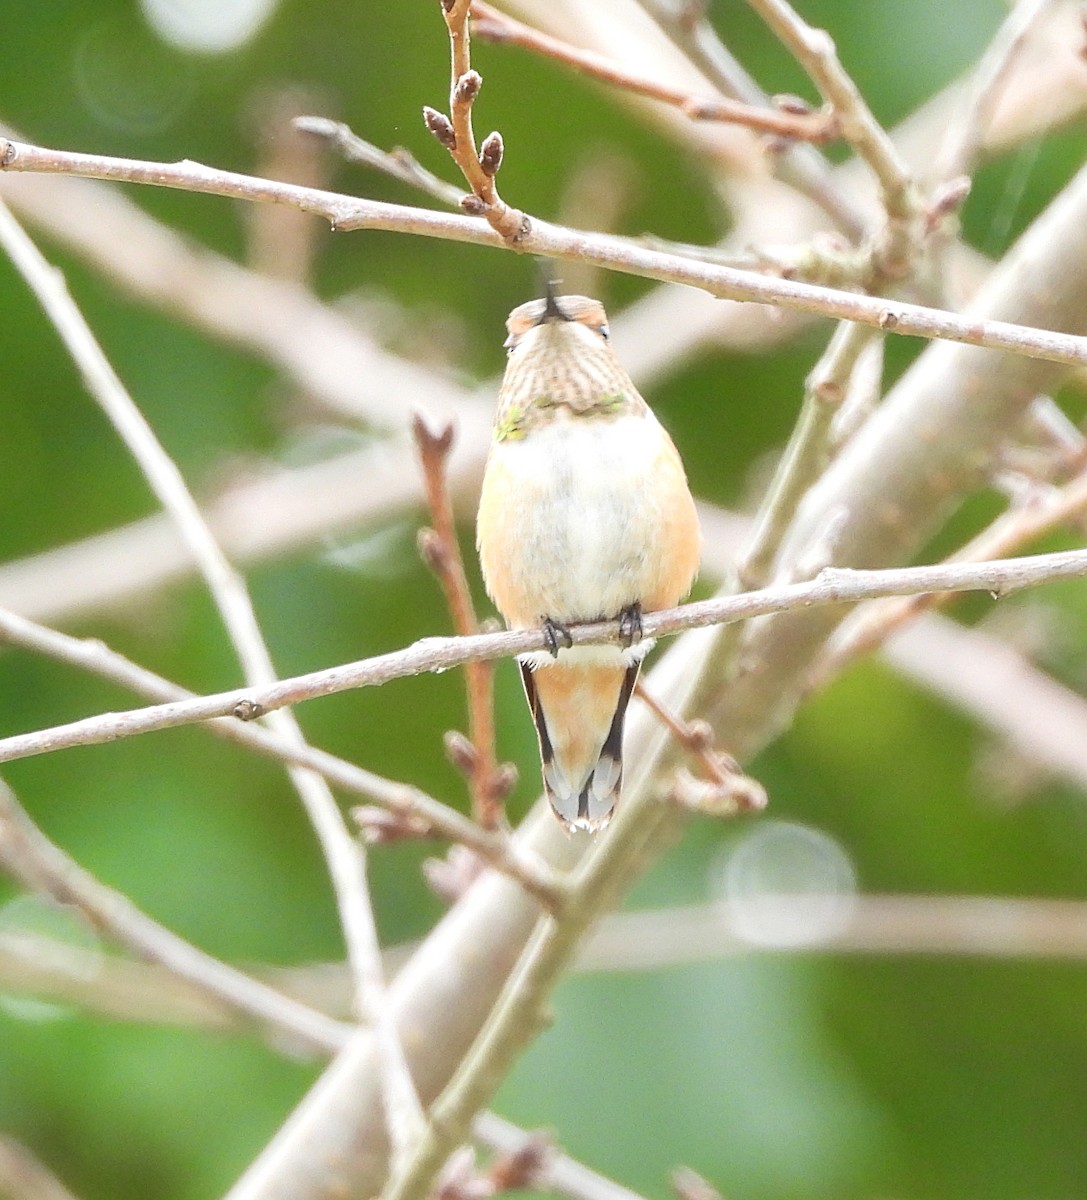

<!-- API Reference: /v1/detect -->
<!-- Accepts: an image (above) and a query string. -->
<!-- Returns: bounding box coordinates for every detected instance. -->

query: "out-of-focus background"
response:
[1,1,1087,1198]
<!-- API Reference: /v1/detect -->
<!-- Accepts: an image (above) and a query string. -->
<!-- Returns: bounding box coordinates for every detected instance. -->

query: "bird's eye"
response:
[598,323,610,342]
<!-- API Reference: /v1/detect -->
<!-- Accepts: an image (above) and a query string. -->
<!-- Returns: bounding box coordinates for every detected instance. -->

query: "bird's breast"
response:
[478,411,691,634]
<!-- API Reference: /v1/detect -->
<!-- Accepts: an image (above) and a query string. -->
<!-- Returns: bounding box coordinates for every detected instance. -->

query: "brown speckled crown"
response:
[495,294,646,439]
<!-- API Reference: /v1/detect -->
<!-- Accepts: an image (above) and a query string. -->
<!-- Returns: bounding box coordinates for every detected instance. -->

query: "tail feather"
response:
[520,660,640,831]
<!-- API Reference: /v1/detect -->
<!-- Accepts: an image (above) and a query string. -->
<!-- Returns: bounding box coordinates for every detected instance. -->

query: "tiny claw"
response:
[541,617,573,658]
[617,602,643,649]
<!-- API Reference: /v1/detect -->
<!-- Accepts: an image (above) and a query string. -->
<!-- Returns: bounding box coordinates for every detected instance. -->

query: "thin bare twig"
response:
[0,195,428,1157]
[743,0,919,231]
[629,0,867,235]
[413,415,513,829]
[425,0,528,242]
[294,115,467,208]
[0,779,353,1056]
[634,681,766,816]
[815,465,1087,685]
[4,548,1087,769]
[471,1112,649,1200]
[4,139,1087,368]
[0,606,566,913]
[471,2,838,143]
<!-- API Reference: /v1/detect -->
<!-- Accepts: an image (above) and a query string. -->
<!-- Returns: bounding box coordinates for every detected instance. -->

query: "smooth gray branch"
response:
[1,548,1086,770]
[2,138,1087,368]
[0,606,565,911]
[0,779,352,1057]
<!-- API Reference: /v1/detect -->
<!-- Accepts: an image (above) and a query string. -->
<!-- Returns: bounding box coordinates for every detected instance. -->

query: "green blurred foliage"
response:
[1,1,1087,1198]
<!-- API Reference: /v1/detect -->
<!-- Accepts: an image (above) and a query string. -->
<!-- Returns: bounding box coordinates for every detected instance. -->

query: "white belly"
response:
[486,413,668,627]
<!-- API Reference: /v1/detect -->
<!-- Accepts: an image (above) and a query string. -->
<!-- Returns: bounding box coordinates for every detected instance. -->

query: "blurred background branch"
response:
[2,2,1087,1199]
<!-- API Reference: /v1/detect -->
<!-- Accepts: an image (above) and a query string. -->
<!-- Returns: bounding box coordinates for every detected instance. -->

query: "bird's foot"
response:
[542,617,574,658]
[617,602,643,649]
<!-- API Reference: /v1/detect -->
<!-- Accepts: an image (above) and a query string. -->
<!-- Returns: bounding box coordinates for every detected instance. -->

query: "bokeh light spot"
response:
[141,0,280,55]
[714,820,858,948]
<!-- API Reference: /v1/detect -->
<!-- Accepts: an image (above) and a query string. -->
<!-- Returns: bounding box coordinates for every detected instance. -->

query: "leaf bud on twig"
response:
[454,70,482,104]
[418,526,450,573]
[773,92,815,115]
[479,131,504,176]
[444,729,479,776]
[422,106,457,150]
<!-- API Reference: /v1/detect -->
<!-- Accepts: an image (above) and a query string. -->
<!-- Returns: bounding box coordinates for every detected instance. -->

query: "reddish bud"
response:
[773,92,814,115]
[423,106,456,150]
[479,130,504,176]
[490,761,519,801]
[454,70,482,104]
[444,729,479,775]
[417,527,449,573]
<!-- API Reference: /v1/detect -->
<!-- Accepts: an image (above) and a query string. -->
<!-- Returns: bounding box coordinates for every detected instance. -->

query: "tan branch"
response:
[3,548,1087,772]
[424,0,529,242]
[0,607,566,912]
[0,1135,81,1200]
[3,138,1087,368]
[471,2,838,143]
[413,415,512,829]
[0,780,352,1057]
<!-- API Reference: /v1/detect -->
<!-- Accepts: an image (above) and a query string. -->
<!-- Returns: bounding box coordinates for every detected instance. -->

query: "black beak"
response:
[538,280,570,324]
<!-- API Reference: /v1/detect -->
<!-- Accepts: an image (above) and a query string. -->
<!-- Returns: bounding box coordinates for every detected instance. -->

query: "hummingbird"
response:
[476,290,701,831]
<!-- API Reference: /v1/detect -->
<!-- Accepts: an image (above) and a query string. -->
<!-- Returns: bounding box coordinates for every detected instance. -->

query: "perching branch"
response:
[0,606,567,912]
[3,548,1087,769]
